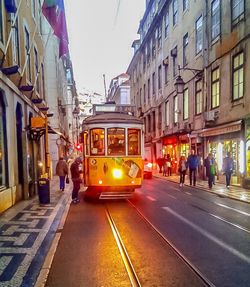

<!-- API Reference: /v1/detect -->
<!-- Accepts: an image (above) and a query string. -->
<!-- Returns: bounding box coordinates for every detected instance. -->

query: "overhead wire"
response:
[114,0,121,26]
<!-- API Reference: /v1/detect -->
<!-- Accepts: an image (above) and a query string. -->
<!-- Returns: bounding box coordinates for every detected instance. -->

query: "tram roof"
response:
[82,112,143,125]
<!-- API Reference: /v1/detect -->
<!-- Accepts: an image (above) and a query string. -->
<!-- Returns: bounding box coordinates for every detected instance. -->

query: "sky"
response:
[64,0,145,96]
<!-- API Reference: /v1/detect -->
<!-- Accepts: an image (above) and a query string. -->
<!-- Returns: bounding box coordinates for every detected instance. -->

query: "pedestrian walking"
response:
[166,154,172,176]
[204,153,216,189]
[163,155,167,176]
[55,157,68,191]
[223,152,234,188]
[178,155,187,186]
[187,150,199,186]
[70,157,82,203]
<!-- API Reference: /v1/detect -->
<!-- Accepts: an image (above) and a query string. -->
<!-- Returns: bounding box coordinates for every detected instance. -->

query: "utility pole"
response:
[103,74,107,102]
[45,112,49,177]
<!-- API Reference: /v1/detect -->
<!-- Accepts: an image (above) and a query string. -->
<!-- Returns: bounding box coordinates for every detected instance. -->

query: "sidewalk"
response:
[153,171,250,204]
[0,177,73,287]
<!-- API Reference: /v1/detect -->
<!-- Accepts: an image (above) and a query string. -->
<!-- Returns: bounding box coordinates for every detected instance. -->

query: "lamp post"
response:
[39,107,50,177]
[73,107,80,149]
[174,65,203,93]
[174,65,203,155]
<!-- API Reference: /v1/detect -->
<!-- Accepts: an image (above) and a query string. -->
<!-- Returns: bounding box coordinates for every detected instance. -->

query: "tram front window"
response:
[90,128,105,155]
[128,128,141,155]
[108,128,125,155]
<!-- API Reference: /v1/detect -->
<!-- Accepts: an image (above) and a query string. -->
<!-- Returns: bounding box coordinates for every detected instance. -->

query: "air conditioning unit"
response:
[204,111,219,122]
[171,47,177,57]
[163,57,169,66]
[183,122,189,130]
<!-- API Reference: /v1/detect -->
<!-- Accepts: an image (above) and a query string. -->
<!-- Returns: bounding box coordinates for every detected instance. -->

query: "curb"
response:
[34,188,72,287]
[153,175,250,204]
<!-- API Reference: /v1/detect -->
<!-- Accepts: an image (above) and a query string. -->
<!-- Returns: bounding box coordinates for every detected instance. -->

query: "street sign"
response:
[31,117,45,128]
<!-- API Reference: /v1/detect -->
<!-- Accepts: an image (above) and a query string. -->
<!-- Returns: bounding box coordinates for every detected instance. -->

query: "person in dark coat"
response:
[70,157,82,203]
[204,153,216,189]
[187,150,199,186]
[56,157,68,191]
[223,152,234,188]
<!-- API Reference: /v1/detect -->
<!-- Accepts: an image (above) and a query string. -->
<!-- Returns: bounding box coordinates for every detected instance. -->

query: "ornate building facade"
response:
[127,0,250,187]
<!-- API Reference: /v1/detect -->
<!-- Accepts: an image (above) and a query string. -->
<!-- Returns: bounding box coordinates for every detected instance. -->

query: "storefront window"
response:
[180,143,190,158]
[246,140,250,178]
[245,119,250,178]
[162,144,177,172]
[209,139,241,185]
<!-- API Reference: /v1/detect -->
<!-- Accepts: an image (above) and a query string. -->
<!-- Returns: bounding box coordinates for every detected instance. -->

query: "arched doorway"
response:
[16,103,24,198]
[27,112,35,197]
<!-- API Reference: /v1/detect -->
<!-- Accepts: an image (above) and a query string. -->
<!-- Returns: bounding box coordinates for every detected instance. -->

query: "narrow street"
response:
[1,176,250,286]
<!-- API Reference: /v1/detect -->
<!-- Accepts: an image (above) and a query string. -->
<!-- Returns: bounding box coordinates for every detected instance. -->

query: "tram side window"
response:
[90,129,105,155]
[84,132,89,155]
[128,129,141,155]
[108,128,125,155]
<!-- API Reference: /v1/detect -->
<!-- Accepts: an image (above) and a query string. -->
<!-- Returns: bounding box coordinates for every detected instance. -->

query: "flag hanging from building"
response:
[4,0,17,13]
[42,0,69,57]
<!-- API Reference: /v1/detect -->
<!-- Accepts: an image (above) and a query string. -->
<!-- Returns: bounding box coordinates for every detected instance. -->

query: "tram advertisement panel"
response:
[85,157,143,187]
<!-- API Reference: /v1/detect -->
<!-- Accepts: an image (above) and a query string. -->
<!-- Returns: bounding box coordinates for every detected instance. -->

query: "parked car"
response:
[144,160,153,179]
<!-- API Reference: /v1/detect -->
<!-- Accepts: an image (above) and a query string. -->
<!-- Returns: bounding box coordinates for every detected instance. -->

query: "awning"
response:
[199,120,242,137]
[4,0,17,13]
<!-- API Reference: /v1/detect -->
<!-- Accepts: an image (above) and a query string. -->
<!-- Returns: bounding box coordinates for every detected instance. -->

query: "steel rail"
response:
[127,200,216,287]
[105,207,141,287]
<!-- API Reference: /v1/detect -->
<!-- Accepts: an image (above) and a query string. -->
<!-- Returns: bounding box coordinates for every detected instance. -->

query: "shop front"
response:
[162,135,178,173]
[200,121,244,186]
[244,118,250,188]
[162,134,192,174]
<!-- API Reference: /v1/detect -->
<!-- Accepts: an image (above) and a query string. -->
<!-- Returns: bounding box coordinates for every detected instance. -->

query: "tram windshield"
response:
[87,126,142,156]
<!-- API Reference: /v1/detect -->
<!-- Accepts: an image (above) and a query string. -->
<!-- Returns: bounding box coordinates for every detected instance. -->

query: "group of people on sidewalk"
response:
[175,150,234,189]
[55,156,83,204]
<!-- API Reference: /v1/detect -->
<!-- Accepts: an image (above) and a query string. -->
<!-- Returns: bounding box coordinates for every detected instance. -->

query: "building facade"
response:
[127,0,250,187]
[0,0,76,213]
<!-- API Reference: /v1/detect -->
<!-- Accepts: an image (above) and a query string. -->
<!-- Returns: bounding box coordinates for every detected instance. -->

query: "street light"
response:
[174,65,203,94]
[174,75,185,94]
[73,107,80,148]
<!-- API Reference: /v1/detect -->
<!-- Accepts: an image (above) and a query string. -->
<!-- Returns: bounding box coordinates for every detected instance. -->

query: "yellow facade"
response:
[0,1,48,213]
[1,0,45,97]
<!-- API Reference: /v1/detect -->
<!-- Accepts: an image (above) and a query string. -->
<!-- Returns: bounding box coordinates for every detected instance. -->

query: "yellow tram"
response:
[81,112,144,199]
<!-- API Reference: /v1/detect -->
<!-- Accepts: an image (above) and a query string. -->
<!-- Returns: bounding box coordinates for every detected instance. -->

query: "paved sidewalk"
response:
[153,171,250,204]
[0,177,73,287]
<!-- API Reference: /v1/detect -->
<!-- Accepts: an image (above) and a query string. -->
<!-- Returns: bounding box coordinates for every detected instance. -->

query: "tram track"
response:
[126,199,216,287]
[105,205,141,287]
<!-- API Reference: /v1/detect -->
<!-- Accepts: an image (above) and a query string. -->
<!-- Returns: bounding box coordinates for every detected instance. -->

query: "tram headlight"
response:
[112,168,123,179]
